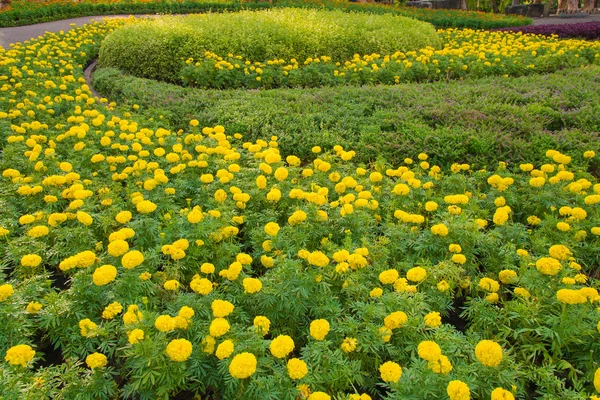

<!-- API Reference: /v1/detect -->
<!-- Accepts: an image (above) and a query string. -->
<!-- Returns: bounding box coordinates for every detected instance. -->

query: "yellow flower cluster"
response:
[4,344,35,367]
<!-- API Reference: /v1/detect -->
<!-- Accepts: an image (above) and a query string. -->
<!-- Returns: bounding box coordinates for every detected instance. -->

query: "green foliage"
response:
[98,9,441,82]
[93,65,600,172]
[0,0,531,28]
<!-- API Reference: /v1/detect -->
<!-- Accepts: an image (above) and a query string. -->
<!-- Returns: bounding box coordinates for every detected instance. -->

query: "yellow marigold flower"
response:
[516,249,529,257]
[406,267,427,282]
[107,240,129,257]
[200,263,215,274]
[498,270,517,284]
[243,278,262,294]
[451,254,466,264]
[212,300,234,317]
[548,244,572,261]
[437,280,450,292]
[493,208,509,226]
[153,274,176,288]
[428,355,452,374]
[424,312,442,328]
[556,289,587,305]
[479,277,500,293]
[417,341,442,362]
[448,244,462,253]
[584,150,595,159]
[556,222,570,232]
[155,315,176,332]
[430,224,448,236]
[595,368,600,393]
[288,210,307,225]
[215,340,235,360]
[486,293,499,303]
[229,352,257,379]
[310,319,330,341]
[287,358,308,380]
[253,316,270,336]
[166,339,193,362]
[187,208,203,224]
[128,329,144,344]
[136,200,157,213]
[535,257,562,276]
[26,301,42,314]
[139,272,152,281]
[27,225,49,238]
[264,222,280,236]
[341,337,358,353]
[4,344,35,367]
[21,254,42,267]
[102,302,123,319]
[379,269,399,285]
[209,318,230,337]
[115,211,132,224]
[379,361,402,383]
[270,335,295,358]
[308,393,330,400]
[447,380,470,400]
[307,251,329,267]
[121,250,144,269]
[491,387,515,400]
[384,311,408,330]
[92,265,117,286]
[425,201,438,212]
[475,340,503,367]
[85,352,107,369]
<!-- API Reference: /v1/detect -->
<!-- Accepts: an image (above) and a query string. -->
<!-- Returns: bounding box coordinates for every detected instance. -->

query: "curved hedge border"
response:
[91,65,600,171]
[0,0,531,29]
[98,10,442,82]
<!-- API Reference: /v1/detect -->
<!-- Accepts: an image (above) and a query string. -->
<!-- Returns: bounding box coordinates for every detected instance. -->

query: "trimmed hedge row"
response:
[98,9,442,82]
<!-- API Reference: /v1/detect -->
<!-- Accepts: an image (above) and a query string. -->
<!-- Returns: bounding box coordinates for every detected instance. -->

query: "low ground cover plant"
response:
[98,9,441,82]
[0,17,599,400]
[497,21,600,41]
[0,0,531,28]
[93,65,600,170]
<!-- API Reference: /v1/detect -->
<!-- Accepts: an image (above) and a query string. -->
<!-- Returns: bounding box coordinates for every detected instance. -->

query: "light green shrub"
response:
[98,9,441,81]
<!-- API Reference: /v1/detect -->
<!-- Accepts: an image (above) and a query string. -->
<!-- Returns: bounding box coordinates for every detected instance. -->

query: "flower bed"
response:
[0,17,599,400]
[496,21,600,40]
[0,0,531,28]
[176,28,600,89]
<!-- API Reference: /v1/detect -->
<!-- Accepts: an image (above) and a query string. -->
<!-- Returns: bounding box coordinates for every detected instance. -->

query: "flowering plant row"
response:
[497,21,600,40]
[179,28,600,89]
[0,17,599,400]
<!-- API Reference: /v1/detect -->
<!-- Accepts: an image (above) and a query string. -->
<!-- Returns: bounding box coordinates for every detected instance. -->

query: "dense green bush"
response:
[98,9,441,82]
[93,66,600,172]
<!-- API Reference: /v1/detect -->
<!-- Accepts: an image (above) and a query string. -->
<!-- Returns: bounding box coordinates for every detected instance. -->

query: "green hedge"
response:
[92,66,600,172]
[0,0,531,29]
[98,9,441,82]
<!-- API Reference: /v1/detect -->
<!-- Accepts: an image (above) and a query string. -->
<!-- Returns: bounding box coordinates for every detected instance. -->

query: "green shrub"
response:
[98,9,441,82]
[92,66,600,172]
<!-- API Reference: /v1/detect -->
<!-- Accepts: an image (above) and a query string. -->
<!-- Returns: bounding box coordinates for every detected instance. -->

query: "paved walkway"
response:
[0,14,151,48]
[1,11,599,47]
[531,13,600,25]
